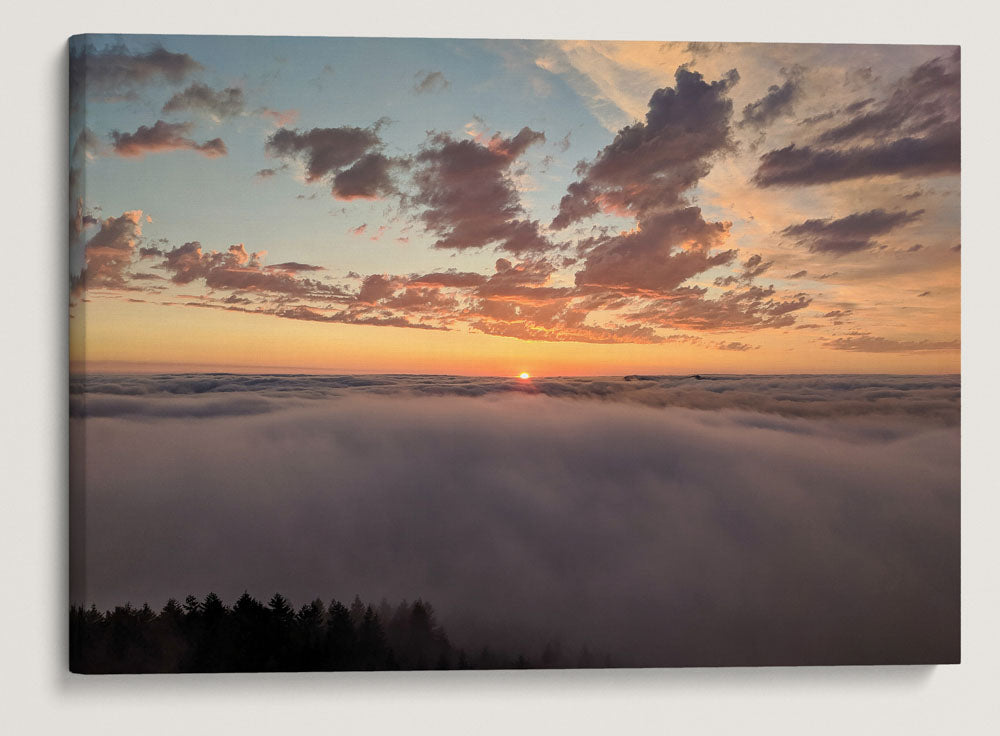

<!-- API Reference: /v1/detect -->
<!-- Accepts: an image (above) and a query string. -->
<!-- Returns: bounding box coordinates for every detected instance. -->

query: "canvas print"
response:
[68,35,960,673]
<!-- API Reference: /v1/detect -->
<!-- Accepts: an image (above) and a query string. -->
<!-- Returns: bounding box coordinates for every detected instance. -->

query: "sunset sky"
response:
[69,36,960,375]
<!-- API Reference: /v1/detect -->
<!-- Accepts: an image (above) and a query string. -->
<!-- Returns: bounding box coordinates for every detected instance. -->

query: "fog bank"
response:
[71,381,960,666]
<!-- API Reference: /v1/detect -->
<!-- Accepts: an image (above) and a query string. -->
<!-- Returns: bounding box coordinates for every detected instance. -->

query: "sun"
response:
[519,372,531,380]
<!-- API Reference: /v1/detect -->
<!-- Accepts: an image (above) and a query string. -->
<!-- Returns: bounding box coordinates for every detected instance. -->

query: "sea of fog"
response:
[70,374,960,666]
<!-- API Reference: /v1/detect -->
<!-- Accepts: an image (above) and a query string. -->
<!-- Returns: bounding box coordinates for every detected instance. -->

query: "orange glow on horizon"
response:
[70,298,962,377]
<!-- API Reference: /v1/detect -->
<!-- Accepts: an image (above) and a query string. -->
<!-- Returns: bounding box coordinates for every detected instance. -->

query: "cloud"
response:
[273,305,445,331]
[110,120,227,158]
[333,153,399,200]
[714,253,772,286]
[266,262,324,272]
[781,208,924,255]
[72,373,962,424]
[409,270,489,288]
[754,51,959,187]
[574,207,736,293]
[752,127,960,187]
[817,52,959,146]
[739,66,803,131]
[629,283,811,332]
[71,380,959,665]
[158,242,344,299]
[162,83,245,119]
[552,67,739,229]
[266,123,401,199]
[541,66,778,326]
[413,70,451,94]
[525,65,775,336]
[71,210,145,295]
[255,108,299,127]
[410,128,551,253]
[469,313,665,345]
[824,334,960,353]
[69,41,202,104]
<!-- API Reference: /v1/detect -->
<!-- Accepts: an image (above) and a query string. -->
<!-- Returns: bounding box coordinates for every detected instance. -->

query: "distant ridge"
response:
[624,374,708,381]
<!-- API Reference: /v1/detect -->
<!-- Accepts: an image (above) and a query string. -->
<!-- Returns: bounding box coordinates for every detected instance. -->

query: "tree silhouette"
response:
[67,591,599,673]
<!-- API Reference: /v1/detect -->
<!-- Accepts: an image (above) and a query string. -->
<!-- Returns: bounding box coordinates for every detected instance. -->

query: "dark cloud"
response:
[71,378,958,665]
[715,340,758,351]
[752,125,960,187]
[332,153,398,200]
[781,208,924,255]
[786,270,809,279]
[110,120,227,158]
[739,66,803,131]
[267,125,381,180]
[410,128,551,253]
[843,97,876,115]
[714,253,772,286]
[69,40,202,103]
[754,51,959,187]
[266,262,324,272]
[552,67,739,229]
[266,123,400,199]
[799,110,837,126]
[817,53,959,146]
[413,70,451,94]
[545,67,764,319]
[356,273,398,304]
[158,242,343,299]
[574,207,736,293]
[162,83,245,119]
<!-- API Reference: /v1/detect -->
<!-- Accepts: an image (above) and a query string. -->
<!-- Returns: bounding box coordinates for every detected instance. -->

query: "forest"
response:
[70,592,608,673]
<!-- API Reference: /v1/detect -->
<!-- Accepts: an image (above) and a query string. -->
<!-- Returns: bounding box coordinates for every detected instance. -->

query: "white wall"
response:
[2,1,997,732]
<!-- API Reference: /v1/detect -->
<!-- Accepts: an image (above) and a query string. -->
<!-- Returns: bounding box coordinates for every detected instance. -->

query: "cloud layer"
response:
[71,377,959,666]
[72,373,960,426]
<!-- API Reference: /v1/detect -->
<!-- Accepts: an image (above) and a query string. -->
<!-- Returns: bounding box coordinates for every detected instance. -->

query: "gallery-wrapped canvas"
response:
[69,35,960,673]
